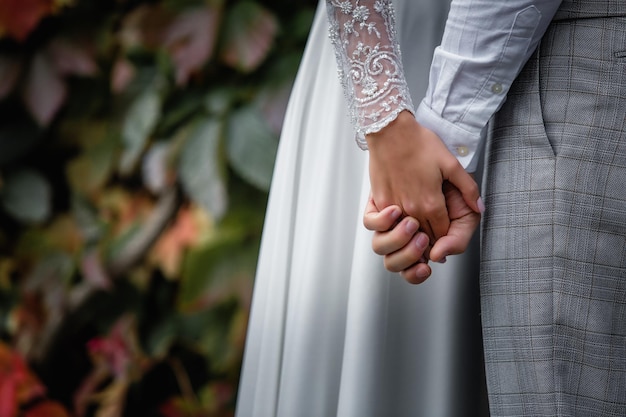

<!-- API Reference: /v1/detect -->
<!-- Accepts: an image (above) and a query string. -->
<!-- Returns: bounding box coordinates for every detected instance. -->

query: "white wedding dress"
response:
[236,1,488,416]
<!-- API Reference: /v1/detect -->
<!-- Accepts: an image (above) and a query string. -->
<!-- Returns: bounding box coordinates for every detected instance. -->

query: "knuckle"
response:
[402,200,419,217]
[383,257,401,273]
[372,240,386,255]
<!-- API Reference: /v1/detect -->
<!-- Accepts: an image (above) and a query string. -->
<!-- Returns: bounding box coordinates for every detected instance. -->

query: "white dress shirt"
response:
[415,0,563,171]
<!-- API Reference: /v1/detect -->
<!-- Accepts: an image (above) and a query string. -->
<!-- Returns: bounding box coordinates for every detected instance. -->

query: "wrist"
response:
[365,110,418,151]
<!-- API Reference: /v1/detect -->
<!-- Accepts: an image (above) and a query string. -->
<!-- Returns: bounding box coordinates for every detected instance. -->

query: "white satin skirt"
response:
[236,2,488,416]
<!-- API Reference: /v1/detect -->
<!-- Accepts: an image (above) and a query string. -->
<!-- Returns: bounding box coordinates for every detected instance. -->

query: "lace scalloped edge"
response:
[354,103,415,150]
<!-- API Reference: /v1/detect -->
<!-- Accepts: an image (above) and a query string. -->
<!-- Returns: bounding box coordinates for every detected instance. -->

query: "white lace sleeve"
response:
[326,0,414,149]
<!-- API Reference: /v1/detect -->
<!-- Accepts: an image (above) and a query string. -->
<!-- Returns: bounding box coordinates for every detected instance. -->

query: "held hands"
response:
[364,182,481,284]
[365,110,482,242]
[364,109,482,283]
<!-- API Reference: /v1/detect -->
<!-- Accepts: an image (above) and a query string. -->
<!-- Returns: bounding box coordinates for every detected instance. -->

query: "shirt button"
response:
[491,83,503,94]
[456,145,469,156]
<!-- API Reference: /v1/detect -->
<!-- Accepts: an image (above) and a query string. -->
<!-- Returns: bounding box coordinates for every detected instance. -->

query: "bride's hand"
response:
[365,110,481,242]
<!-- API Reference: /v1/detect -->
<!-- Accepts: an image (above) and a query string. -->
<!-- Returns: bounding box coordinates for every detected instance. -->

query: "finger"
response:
[372,217,419,255]
[430,213,480,262]
[445,164,483,214]
[363,197,402,232]
[400,262,432,285]
[404,191,449,242]
[425,204,450,242]
[383,232,430,272]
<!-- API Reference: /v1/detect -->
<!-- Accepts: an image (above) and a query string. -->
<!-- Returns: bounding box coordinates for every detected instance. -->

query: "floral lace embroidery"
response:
[326,0,414,149]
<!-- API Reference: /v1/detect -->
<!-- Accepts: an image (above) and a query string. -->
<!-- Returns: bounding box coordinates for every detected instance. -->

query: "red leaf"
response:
[0,377,17,417]
[0,342,47,416]
[165,7,220,86]
[221,2,278,73]
[0,0,54,42]
[22,51,66,126]
[23,401,70,417]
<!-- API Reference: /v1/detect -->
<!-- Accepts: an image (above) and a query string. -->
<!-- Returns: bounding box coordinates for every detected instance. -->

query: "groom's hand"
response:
[429,181,481,263]
[363,182,481,284]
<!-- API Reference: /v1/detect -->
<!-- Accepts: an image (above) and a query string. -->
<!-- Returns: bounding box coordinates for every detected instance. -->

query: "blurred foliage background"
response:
[0,0,317,415]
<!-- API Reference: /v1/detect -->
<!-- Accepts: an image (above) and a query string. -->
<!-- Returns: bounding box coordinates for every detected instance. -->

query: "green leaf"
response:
[104,222,142,264]
[0,169,51,224]
[143,315,178,358]
[71,195,104,244]
[30,251,76,287]
[155,91,204,138]
[0,114,42,168]
[178,119,227,219]
[174,300,240,372]
[226,106,278,191]
[220,1,279,73]
[66,133,118,195]
[204,87,235,117]
[289,9,316,43]
[119,85,162,175]
[178,232,258,311]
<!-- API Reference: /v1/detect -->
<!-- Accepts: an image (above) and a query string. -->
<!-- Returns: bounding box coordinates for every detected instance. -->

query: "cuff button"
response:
[491,83,503,94]
[456,145,469,157]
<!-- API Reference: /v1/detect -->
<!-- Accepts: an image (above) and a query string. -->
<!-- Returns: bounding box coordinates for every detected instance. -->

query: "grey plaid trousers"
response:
[481,2,626,416]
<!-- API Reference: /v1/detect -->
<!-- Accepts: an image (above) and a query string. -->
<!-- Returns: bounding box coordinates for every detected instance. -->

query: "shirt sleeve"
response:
[326,0,414,150]
[415,0,563,171]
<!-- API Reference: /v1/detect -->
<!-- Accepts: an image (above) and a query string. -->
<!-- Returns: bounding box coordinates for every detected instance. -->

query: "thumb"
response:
[445,164,484,214]
[430,235,461,263]
[430,218,478,262]
[363,195,402,231]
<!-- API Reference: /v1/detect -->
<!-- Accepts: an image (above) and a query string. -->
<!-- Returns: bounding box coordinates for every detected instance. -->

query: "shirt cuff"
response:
[414,100,483,172]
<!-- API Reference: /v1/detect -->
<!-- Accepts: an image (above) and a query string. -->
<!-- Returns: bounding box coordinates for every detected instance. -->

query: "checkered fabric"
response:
[481,3,626,416]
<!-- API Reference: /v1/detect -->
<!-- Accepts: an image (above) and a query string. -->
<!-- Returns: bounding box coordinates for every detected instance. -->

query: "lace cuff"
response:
[326,0,414,149]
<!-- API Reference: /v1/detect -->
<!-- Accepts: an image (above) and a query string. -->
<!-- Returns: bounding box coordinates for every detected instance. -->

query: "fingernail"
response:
[391,207,402,219]
[477,197,486,213]
[415,233,429,249]
[405,219,418,234]
[439,257,447,264]
[416,269,430,280]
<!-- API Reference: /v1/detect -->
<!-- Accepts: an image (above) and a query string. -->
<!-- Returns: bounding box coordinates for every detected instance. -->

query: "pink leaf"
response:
[47,39,98,77]
[165,7,220,86]
[22,52,66,126]
[221,3,278,73]
[255,82,293,136]
[86,316,137,378]
[110,58,135,94]
[0,55,21,100]
[80,250,111,290]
